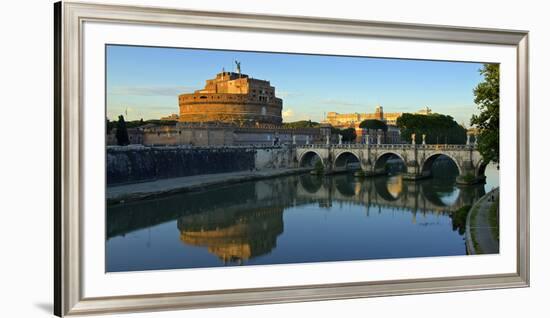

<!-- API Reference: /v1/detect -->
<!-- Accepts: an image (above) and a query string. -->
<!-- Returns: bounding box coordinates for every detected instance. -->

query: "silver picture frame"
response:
[54,1,529,316]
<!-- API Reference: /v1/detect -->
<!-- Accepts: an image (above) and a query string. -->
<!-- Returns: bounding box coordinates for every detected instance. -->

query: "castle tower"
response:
[178,71,283,126]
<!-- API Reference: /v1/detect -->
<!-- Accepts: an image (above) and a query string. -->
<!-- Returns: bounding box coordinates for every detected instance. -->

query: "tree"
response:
[115,115,130,146]
[331,127,356,143]
[359,119,388,143]
[106,118,112,133]
[470,64,499,164]
[359,119,387,132]
[396,113,466,145]
[282,120,320,129]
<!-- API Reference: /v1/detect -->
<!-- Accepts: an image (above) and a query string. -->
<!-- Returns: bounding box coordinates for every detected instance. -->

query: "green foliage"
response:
[471,64,500,164]
[127,119,177,127]
[359,119,387,132]
[462,173,476,183]
[115,115,130,146]
[451,205,472,235]
[106,118,112,134]
[396,113,466,144]
[107,118,178,131]
[331,127,357,143]
[282,120,320,128]
[354,170,366,178]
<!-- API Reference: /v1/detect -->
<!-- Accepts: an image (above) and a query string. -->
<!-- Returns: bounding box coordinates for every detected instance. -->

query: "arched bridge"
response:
[296,144,486,184]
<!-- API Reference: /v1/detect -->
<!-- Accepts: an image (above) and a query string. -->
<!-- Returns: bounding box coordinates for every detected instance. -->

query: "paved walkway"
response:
[466,188,499,254]
[107,168,310,204]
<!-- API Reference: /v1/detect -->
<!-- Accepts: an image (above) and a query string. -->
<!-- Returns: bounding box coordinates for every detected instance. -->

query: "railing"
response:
[296,143,475,151]
[107,144,287,151]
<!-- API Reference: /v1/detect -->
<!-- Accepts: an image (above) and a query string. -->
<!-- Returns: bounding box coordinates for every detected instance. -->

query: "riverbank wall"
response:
[465,187,500,255]
[106,145,296,185]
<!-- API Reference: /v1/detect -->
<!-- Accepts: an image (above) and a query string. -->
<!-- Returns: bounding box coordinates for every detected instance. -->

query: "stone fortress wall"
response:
[106,145,296,185]
[107,123,327,147]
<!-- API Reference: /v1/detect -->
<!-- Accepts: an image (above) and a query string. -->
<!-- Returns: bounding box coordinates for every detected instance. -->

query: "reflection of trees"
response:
[177,206,284,263]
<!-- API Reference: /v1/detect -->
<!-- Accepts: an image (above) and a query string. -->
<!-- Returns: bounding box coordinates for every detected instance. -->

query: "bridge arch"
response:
[298,150,325,168]
[421,153,462,176]
[373,152,406,174]
[333,151,361,170]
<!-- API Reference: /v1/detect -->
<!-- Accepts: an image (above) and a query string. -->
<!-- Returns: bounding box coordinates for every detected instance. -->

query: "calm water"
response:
[106,163,499,272]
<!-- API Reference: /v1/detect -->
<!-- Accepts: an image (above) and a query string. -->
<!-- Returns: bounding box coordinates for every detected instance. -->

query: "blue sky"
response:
[106,45,486,126]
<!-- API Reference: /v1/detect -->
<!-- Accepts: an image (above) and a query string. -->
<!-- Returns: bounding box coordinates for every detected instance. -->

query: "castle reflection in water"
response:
[107,173,486,266]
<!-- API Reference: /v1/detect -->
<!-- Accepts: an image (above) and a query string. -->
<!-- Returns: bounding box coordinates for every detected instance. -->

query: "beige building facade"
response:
[326,106,403,127]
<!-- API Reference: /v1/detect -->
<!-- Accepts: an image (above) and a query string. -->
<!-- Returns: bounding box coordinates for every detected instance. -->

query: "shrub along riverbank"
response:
[452,205,471,236]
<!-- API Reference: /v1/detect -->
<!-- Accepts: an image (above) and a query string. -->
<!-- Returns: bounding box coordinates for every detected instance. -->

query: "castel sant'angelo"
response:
[179,62,283,126]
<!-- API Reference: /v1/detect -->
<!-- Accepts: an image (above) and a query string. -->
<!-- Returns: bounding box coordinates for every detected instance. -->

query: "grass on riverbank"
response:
[488,199,500,242]
[469,206,483,254]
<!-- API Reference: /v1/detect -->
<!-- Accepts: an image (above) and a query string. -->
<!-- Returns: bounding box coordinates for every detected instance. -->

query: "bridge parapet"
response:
[296,143,475,151]
[295,143,485,185]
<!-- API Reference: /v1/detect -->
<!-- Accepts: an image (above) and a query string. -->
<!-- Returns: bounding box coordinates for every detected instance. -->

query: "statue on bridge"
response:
[422,134,426,145]
[411,133,416,145]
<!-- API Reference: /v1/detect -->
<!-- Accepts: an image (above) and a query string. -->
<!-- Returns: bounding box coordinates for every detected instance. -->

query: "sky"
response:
[106,44,487,126]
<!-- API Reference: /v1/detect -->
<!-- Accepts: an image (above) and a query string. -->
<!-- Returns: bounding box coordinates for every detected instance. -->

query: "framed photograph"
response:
[54,1,529,316]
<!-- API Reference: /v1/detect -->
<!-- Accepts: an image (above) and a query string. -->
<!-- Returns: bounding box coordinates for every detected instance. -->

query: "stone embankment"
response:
[107,168,310,205]
[107,145,295,185]
[465,187,499,255]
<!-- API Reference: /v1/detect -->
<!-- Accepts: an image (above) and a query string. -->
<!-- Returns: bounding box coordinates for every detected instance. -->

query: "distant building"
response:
[325,106,403,144]
[160,114,180,121]
[324,105,441,144]
[326,106,402,127]
[179,68,283,126]
[417,106,433,115]
[356,125,402,144]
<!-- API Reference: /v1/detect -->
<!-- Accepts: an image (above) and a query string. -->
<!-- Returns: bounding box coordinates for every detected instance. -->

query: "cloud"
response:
[109,85,196,96]
[282,109,295,120]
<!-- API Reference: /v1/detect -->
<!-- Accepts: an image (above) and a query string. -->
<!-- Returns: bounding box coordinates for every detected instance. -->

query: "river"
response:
[106,162,499,272]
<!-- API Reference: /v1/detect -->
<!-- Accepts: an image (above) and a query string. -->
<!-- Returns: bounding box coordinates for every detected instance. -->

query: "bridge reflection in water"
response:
[106,170,487,271]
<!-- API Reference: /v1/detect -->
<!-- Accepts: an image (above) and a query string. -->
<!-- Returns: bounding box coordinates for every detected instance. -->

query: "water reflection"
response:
[177,206,284,264]
[106,165,496,272]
